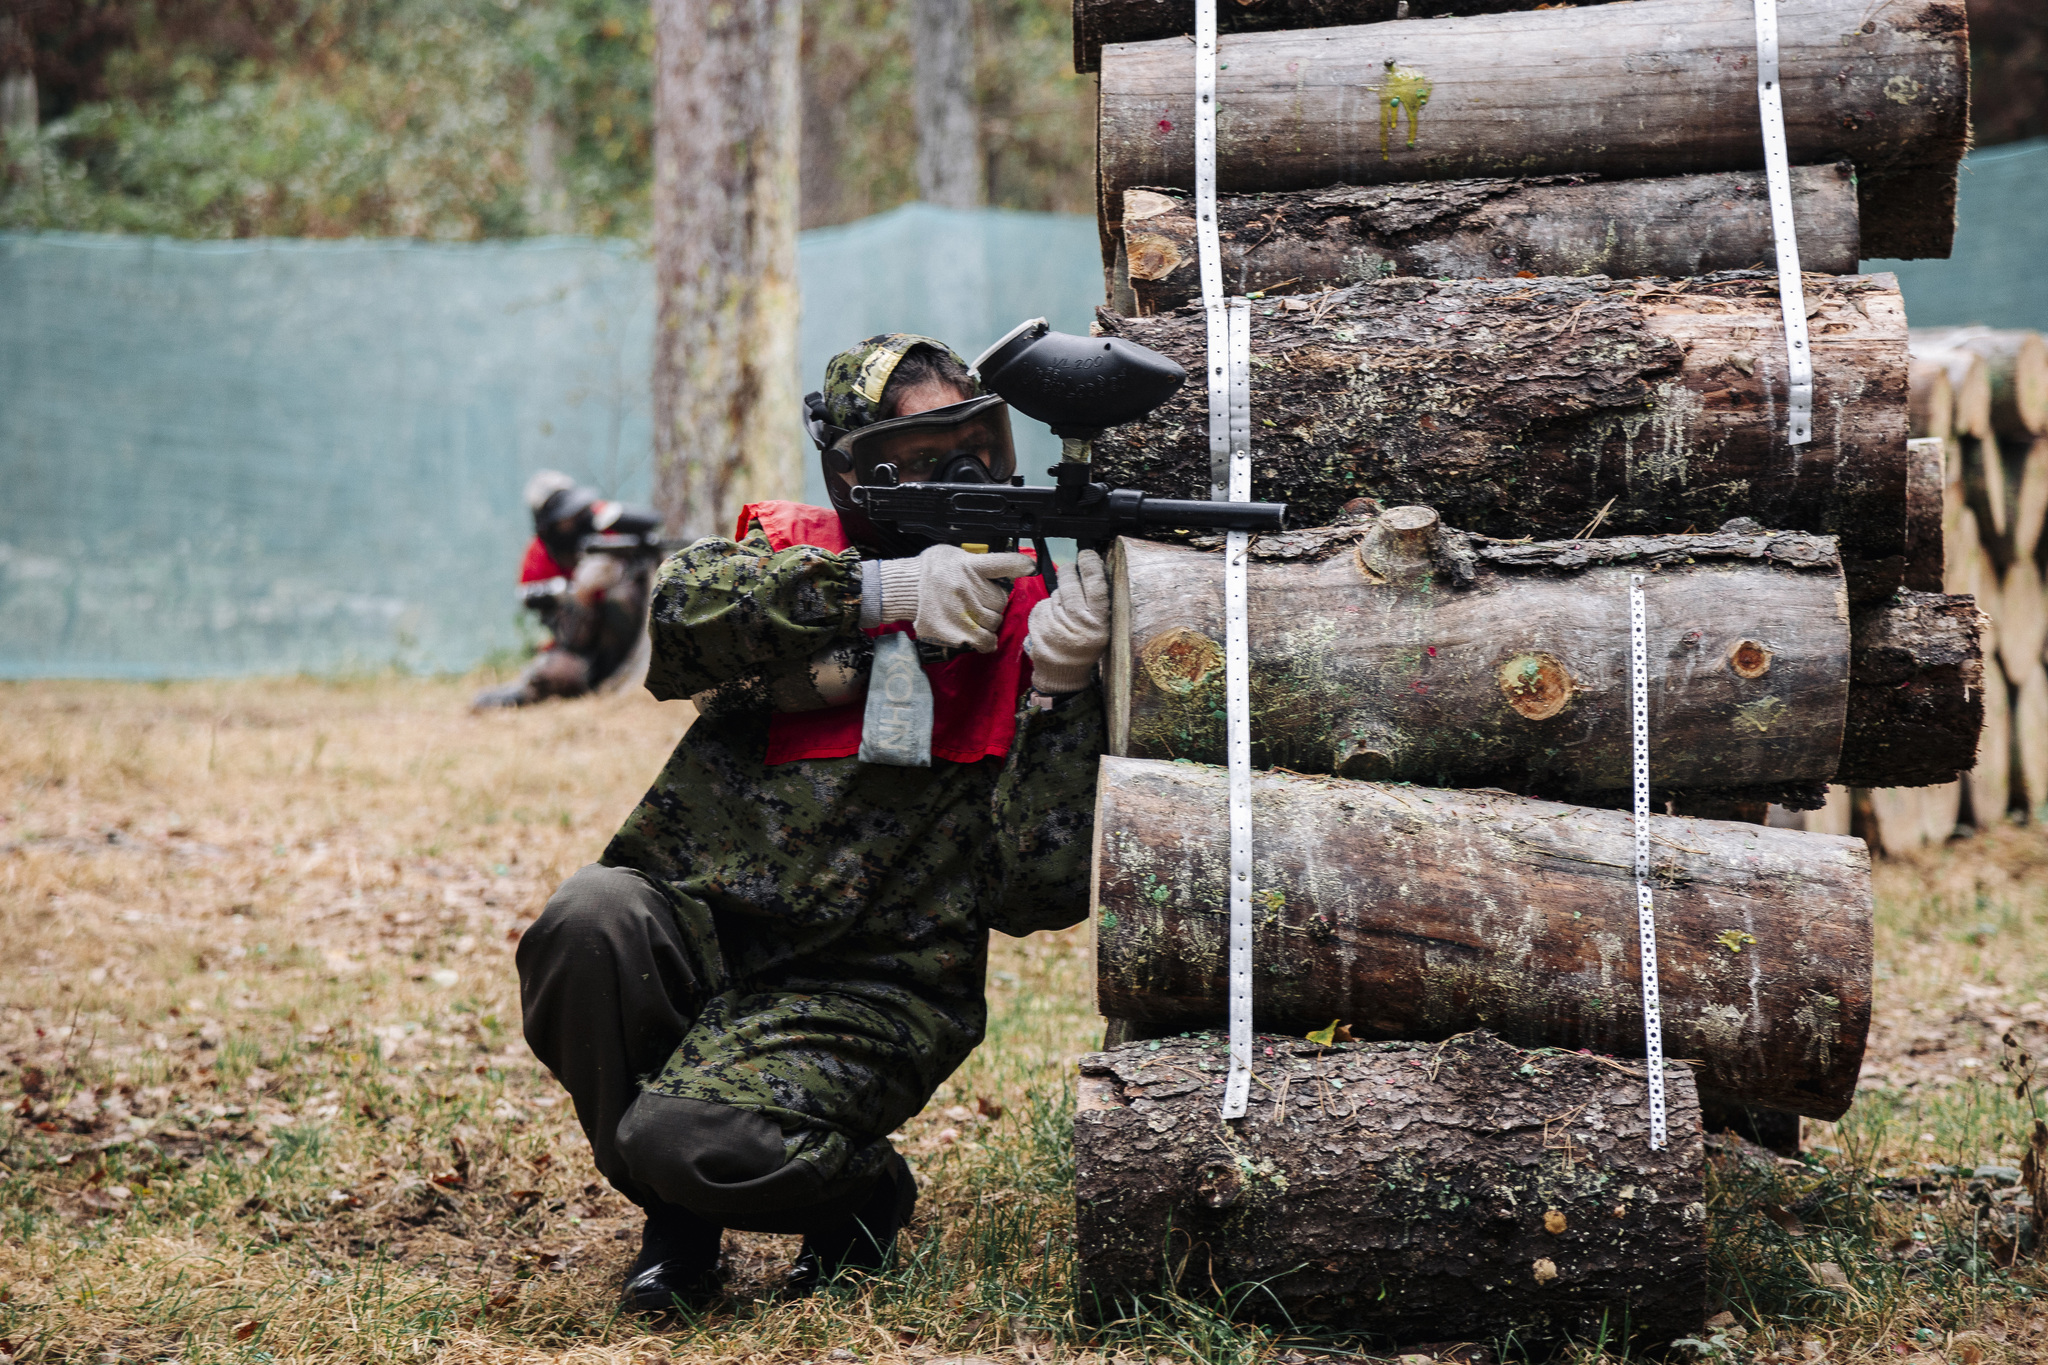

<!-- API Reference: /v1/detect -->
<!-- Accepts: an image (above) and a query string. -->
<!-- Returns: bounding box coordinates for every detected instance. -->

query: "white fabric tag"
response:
[858,631,933,767]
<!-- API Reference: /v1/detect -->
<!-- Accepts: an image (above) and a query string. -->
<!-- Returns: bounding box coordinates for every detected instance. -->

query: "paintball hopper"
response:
[971,318,1186,439]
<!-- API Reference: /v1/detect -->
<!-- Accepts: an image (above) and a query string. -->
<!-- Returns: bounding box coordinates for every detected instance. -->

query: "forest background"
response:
[3,0,2039,245]
[0,0,1091,239]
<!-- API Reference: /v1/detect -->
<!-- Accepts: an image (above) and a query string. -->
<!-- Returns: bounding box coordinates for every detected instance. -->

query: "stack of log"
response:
[1064,0,1976,1344]
[1777,329,2048,852]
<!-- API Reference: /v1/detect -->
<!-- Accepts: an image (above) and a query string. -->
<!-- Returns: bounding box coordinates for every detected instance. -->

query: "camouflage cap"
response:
[818,333,977,433]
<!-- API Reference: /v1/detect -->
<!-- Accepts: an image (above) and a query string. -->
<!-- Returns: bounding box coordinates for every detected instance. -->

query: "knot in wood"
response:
[1193,1159,1244,1211]
[1140,628,1224,695]
[1728,639,1774,679]
[1497,652,1574,720]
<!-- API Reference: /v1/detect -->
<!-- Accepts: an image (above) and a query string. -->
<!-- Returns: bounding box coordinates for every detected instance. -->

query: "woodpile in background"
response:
[1070,0,1979,1340]
[1774,328,2048,851]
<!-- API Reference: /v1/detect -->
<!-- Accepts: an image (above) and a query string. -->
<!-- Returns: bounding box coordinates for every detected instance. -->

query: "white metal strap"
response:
[1629,573,1668,1150]
[1753,0,1813,446]
[1221,299,1253,1121]
[1196,0,1230,495]
[1192,0,1254,1119]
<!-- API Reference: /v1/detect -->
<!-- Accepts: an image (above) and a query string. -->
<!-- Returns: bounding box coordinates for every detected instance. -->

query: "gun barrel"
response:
[1138,497,1287,534]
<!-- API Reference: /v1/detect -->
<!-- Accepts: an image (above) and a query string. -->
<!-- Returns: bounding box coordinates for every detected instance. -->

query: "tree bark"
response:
[915,0,984,208]
[1836,591,1986,789]
[1115,168,1860,313]
[1912,328,2048,443]
[652,0,804,540]
[1905,437,1946,594]
[1091,270,1911,601]
[1109,527,1856,800]
[1090,756,1873,1116]
[1073,0,1659,74]
[1074,1031,1707,1342]
[1096,0,1968,261]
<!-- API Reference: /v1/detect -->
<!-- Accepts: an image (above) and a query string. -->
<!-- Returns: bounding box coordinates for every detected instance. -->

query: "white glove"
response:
[1024,549,1109,693]
[870,543,1036,654]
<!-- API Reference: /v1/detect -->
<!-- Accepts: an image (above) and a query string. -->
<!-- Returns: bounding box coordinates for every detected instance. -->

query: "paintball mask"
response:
[806,333,1010,556]
[821,393,1017,489]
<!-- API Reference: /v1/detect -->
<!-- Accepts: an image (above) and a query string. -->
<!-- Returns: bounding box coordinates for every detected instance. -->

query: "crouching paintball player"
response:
[515,334,1111,1308]
[473,472,666,709]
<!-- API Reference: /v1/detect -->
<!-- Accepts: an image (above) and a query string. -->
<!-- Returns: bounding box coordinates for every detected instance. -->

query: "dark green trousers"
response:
[516,864,885,1234]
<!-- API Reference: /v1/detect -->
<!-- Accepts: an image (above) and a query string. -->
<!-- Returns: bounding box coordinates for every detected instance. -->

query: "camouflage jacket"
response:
[598,519,1102,1170]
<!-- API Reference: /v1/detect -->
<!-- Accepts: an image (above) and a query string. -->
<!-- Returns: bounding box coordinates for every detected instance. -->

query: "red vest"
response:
[519,538,571,584]
[740,501,1046,766]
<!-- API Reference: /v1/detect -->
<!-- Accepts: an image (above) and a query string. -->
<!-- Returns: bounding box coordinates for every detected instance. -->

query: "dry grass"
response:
[2,674,2048,1363]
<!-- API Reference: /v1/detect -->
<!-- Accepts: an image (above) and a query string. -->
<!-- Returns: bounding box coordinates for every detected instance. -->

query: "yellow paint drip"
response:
[1376,64,1432,161]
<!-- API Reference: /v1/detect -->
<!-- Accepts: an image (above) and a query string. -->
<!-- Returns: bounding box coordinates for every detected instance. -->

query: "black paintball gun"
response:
[846,319,1286,588]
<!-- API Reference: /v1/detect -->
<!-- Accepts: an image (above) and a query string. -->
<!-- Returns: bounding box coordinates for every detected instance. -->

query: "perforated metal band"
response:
[1630,573,1668,1150]
[1221,299,1253,1120]
[1190,0,1253,1119]
[1196,0,1231,495]
[1753,0,1813,446]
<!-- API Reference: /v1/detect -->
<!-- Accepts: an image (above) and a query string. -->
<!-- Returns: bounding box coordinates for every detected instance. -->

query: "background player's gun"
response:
[850,320,1286,586]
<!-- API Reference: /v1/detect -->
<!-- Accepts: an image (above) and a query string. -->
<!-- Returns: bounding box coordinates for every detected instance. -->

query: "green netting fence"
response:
[0,204,1101,678]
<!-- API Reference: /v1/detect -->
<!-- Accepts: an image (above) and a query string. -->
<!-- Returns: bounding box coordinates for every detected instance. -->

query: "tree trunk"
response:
[1910,360,1955,441]
[1862,781,1962,854]
[1109,526,1858,801]
[1912,328,2048,443]
[1096,0,1968,261]
[1836,591,1987,789]
[2011,662,2048,821]
[1999,563,2046,687]
[1968,654,2014,826]
[1916,343,1994,441]
[1116,168,1861,313]
[914,0,984,208]
[1072,0,1655,73]
[1090,756,1873,1116]
[1074,1032,1707,1342]
[1091,270,1910,601]
[2011,439,2048,570]
[651,0,804,540]
[1905,437,1946,593]
[1074,0,1395,76]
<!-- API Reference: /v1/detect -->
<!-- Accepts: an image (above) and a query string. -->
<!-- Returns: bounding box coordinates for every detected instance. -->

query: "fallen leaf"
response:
[974,1095,1003,1119]
[1704,1310,1737,1329]
[1812,1261,1849,1288]
[232,1321,258,1342]
[1764,1203,1807,1236]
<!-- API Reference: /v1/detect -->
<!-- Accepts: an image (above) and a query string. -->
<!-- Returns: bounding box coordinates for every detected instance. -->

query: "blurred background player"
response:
[473,470,666,709]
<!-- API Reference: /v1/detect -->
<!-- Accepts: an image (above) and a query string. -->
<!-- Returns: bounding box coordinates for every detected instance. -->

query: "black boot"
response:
[785,1148,918,1296]
[621,1202,723,1311]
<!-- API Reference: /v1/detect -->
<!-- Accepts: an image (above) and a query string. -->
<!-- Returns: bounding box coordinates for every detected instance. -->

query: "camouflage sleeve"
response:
[642,521,865,703]
[982,682,1107,937]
